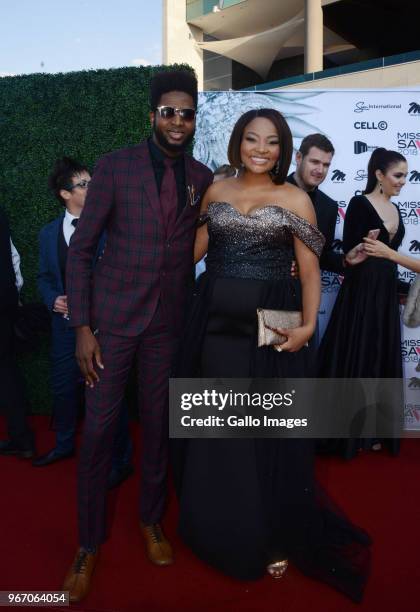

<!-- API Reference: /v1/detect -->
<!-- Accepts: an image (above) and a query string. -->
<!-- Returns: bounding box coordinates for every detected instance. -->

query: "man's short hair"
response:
[150,70,198,110]
[299,133,335,158]
[214,164,236,179]
[48,157,88,206]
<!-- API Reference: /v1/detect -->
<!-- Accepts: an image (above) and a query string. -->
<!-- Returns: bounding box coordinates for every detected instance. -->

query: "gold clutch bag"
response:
[257,308,302,347]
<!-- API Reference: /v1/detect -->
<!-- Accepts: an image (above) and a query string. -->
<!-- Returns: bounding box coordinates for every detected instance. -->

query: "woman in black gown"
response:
[175,109,371,602]
[318,148,408,458]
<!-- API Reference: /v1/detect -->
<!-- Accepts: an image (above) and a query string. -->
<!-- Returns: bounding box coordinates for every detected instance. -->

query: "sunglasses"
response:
[66,179,90,191]
[156,106,196,121]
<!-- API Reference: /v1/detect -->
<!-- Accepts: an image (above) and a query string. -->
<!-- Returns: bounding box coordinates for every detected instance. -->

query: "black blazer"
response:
[286,173,344,274]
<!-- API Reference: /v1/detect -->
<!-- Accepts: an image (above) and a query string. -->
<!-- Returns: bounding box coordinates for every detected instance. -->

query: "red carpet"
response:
[1,416,420,612]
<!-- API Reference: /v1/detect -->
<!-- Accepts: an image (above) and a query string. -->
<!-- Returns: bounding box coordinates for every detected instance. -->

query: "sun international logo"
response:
[353,101,402,113]
[331,169,346,182]
[408,102,420,115]
[354,169,368,181]
[409,170,420,182]
[409,240,420,253]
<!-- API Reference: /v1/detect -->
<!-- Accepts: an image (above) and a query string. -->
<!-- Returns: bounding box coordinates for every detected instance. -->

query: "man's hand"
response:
[53,295,68,314]
[75,326,104,388]
[345,243,368,266]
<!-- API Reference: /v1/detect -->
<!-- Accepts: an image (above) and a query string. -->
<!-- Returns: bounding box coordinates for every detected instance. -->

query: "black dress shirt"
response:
[148,137,187,219]
[286,173,344,274]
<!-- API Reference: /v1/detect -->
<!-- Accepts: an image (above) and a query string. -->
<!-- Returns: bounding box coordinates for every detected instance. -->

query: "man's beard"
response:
[153,120,194,154]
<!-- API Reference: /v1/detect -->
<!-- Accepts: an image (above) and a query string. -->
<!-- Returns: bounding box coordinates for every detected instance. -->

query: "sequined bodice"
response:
[205,202,324,281]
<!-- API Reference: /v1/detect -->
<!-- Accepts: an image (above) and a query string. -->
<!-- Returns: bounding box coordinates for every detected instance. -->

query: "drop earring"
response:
[379,182,383,194]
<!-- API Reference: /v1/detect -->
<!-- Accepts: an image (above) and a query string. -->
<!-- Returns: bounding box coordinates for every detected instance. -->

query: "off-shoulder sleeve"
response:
[197,212,209,227]
[286,210,325,257]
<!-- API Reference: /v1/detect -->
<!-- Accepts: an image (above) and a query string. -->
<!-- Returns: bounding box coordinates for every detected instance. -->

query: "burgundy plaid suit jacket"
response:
[66,141,213,336]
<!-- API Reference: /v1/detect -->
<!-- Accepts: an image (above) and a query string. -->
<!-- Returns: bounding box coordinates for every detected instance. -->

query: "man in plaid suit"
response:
[63,70,213,602]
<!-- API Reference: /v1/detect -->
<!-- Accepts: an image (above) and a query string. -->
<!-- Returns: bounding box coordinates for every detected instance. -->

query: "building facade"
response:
[163,0,420,91]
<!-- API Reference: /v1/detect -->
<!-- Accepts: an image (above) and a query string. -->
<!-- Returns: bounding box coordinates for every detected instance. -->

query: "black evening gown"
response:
[174,202,371,603]
[318,195,405,458]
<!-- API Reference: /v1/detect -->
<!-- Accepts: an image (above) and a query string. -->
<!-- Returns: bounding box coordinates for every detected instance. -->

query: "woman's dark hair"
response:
[150,70,198,110]
[48,157,88,206]
[227,108,293,185]
[364,147,407,194]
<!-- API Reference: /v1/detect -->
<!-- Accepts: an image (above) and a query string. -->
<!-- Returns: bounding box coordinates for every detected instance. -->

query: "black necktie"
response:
[160,158,177,236]
[71,218,78,227]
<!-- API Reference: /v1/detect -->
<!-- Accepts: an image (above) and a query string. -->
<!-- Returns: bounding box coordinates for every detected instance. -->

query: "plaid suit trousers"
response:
[77,301,177,547]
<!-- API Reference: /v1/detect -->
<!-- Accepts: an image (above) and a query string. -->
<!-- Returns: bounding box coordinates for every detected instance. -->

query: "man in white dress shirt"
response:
[33,158,132,479]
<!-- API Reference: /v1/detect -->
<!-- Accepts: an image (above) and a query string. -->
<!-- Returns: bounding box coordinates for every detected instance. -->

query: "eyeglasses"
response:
[66,179,90,191]
[156,106,196,121]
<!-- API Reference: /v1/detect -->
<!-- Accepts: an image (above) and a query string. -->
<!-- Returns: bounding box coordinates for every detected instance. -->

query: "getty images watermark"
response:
[179,387,305,430]
[169,378,411,439]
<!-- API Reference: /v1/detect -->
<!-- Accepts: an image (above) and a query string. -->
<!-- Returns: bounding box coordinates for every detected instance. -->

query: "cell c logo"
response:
[353,121,388,130]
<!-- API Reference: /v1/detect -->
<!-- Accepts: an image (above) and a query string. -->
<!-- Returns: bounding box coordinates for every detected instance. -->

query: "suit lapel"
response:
[133,141,162,222]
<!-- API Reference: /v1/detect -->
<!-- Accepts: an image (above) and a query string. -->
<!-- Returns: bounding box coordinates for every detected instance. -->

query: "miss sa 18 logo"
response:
[401,339,420,364]
[321,270,343,293]
[397,201,420,225]
[397,132,420,155]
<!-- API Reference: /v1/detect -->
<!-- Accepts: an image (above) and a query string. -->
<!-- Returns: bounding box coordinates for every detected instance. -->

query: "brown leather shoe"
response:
[62,548,98,603]
[141,523,174,566]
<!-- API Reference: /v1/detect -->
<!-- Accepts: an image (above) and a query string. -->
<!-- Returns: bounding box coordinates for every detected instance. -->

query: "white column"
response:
[305,0,323,73]
[162,0,204,90]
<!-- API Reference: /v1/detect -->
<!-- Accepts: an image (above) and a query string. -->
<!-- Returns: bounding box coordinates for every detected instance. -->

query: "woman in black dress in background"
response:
[319,148,408,458]
[175,109,371,602]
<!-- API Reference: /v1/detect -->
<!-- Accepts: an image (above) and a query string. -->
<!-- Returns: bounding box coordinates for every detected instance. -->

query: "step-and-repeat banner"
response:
[194,89,420,431]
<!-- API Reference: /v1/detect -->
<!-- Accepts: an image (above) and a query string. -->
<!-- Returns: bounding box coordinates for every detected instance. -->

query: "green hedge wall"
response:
[0,64,192,414]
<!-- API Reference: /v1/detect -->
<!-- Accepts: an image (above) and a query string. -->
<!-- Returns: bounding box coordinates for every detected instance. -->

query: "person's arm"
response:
[342,196,369,253]
[66,155,114,386]
[37,229,62,311]
[363,238,420,273]
[66,155,114,327]
[194,182,217,263]
[279,193,320,352]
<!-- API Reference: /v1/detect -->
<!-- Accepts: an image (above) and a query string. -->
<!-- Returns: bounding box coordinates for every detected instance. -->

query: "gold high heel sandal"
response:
[267,559,288,579]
